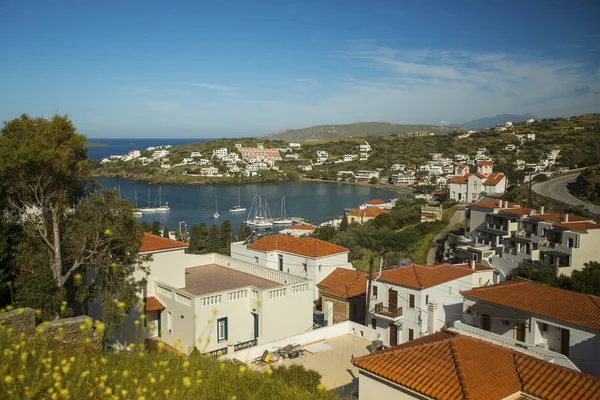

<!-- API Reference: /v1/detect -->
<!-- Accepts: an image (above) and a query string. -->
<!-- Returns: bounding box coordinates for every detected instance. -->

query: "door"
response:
[388,289,398,311]
[389,323,398,346]
[157,311,162,338]
[252,313,259,340]
[278,254,283,272]
[482,314,491,331]
[561,328,570,357]
[514,323,526,342]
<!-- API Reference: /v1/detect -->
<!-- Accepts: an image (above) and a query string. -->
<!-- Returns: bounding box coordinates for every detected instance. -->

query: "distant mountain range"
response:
[456,113,539,129]
[262,122,465,142]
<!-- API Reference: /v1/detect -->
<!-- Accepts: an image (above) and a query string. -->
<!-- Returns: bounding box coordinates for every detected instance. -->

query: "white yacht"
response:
[139,187,170,212]
[132,190,143,217]
[273,196,292,225]
[244,196,273,228]
[229,187,246,213]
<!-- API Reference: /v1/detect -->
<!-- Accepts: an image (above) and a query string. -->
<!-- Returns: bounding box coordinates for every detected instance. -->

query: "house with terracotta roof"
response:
[230,234,352,297]
[369,264,475,347]
[315,267,368,325]
[278,224,316,237]
[352,329,600,400]
[461,280,600,376]
[107,233,314,356]
[448,161,506,202]
[347,207,390,224]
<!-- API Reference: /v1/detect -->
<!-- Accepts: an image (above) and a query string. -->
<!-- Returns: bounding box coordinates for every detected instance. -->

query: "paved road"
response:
[426,210,465,265]
[532,173,600,215]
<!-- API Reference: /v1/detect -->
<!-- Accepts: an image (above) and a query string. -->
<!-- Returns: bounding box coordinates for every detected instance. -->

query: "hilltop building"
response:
[448,161,506,202]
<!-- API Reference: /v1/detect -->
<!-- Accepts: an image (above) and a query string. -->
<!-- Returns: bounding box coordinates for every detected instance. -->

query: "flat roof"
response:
[182,264,279,296]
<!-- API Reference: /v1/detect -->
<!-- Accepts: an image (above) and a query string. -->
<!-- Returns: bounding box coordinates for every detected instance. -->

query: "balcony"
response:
[374,303,403,321]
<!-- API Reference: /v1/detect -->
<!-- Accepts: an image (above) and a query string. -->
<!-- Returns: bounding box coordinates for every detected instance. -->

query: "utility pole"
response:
[364,256,375,327]
[527,169,533,208]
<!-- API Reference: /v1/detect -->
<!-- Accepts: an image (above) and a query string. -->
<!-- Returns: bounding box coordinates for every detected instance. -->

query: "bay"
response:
[96,177,406,233]
[85,138,210,160]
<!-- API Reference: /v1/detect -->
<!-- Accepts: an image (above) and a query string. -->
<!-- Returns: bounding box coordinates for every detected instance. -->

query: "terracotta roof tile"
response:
[365,198,385,205]
[483,172,505,186]
[528,213,591,223]
[145,296,165,312]
[461,280,600,331]
[352,330,600,400]
[449,175,469,183]
[317,268,367,299]
[347,207,390,218]
[477,160,493,166]
[378,264,474,290]
[247,234,348,258]
[139,232,188,253]
[286,224,316,231]
[450,262,495,271]
[499,207,533,216]
[471,200,520,210]
[553,222,600,231]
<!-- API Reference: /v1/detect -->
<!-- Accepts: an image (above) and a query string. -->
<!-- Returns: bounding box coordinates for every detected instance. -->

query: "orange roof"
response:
[474,172,487,179]
[449,175,469,183]
[145,296,166,312]
[352,330,600,400]
[499,207,533,216]
[477,160,493,166]
[554,221,600,231]
[365,198,385,205]
[286,224,316,231]
[139,233,188,253]
[317,268,367,299]
[471,200,520,210]
[247,234,348,257]
[450,262,495,271]
[529,212,592,223]
[347,207,390,218]
[483,172,505,185]
[461,280,600,331]
[378,264,474,290]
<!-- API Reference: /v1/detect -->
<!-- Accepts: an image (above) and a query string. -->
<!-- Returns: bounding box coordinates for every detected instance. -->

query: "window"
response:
[540,323,548,332]
[254,256,259,264]
[302,263,307,273]
[425,295,429,305]
[371,318,377,329]
[373,286,378,299]
[278,254,283,272]
[568,237,575,248]
[217,317,228,342]
[409,294,415,309]
[408,328,414,341]
[167,311,173,334]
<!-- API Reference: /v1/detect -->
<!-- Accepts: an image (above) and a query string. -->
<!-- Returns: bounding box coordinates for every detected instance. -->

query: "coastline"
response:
[92,172,412,194]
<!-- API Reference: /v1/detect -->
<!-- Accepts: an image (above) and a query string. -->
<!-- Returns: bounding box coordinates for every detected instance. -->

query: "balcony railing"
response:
[375,303,403,318]
[234,339,257,352]
[204,347,228,357]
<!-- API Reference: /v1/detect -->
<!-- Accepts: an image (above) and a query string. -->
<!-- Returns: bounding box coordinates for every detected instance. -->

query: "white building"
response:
[279,224,316,237]
[448,161,506,202]
[461,280,600,376]
[527,118,535,123]
[343,154,354,162]
[228,165,240,173]
[298,164,312,172]
[355,170,379,182]
[213,148,228,159]
[230,234,352,297]
[527,133,536,141]
[288,143,301,149]
[389,173,415,186]
[359,142,371,152]
[198,158,210,166]
[190,152,201,157]
[390,164,405,172]
[505,121,513,127]
[110,234,315,356]
[200,167,220,176]
[369,264,474,347]
[151,150,169,159]
[181,157,195,164]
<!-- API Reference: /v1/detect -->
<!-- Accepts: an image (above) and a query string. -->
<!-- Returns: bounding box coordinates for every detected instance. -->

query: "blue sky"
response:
[1,0,599,137]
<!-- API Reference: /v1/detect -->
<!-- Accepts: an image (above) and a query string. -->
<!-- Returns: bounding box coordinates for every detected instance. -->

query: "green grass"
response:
[411,206,456,265]
[0,319,341,400]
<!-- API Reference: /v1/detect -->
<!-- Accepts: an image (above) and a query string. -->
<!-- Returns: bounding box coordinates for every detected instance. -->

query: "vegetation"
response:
[511,261,600,296]
[0,324,339,400]
[311,198,456,270]
[0,114,147,332]
[572,165,600,205]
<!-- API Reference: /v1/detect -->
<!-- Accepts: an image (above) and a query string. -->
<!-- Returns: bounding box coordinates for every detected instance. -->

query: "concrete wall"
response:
[0,308,36,335]
[358,371,426,400]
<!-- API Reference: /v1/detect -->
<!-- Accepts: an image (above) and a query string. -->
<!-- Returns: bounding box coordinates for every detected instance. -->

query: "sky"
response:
[1,0,599,138]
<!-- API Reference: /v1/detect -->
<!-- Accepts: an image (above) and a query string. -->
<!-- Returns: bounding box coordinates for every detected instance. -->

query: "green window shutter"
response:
[225,317,228,340]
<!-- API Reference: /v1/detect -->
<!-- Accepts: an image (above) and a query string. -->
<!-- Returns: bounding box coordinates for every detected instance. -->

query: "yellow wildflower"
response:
[183,360,190,369]
[182,377,191,387]
[122,370,130,377]
[239,365,247,373]
[4,375,13,384]
[317,383,325,391]
[18,308,24,315]
[117,301,126,309]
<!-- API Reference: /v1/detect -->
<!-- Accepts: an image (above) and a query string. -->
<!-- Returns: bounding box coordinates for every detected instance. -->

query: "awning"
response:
[145,296,166,312]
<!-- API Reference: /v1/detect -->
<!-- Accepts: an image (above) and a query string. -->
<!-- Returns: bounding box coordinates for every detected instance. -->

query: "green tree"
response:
[237,224,252,241]
[163,225,170,238]
[206,224,221,253]
[369,176,378,184]
[568,261,600,295]
[151,221,161,236]
[338,215,349,232]
[218,220,234,255]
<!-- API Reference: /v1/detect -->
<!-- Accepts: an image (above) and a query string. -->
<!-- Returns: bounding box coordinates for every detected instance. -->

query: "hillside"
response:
[457,113,539,128]
[262,122,465,142]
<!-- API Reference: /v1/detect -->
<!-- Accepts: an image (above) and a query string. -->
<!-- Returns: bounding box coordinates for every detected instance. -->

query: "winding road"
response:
[532,173,600,215]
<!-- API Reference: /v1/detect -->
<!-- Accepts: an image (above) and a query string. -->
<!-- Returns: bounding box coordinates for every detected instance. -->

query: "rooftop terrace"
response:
[182,264,279,296]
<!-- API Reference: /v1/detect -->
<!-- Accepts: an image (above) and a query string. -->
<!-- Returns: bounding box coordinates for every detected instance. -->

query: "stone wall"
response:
[0,307,100,347]
[0,307,36,335]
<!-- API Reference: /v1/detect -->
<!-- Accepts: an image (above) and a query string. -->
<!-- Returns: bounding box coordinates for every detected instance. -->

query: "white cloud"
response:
[182,82,238,92]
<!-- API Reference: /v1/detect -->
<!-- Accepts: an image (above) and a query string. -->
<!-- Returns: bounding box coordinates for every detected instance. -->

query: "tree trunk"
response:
[52,208,63,288]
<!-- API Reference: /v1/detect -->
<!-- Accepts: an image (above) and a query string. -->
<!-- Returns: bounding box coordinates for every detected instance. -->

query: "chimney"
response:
[470,259,476,270]
[565,213,569,223]
[499,200,503,208]
[540,206,545,214]
[427,301,438,334]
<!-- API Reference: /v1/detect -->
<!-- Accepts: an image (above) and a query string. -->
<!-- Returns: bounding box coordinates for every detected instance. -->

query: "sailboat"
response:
[213,195,220,219]
[229,187,246,213]
[244,196,272,228]
[273,196,292,225]
[132,190,143,217]
[139,187,170,212]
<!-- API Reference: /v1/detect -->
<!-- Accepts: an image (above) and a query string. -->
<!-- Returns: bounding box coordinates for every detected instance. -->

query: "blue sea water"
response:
[86,138,211,160]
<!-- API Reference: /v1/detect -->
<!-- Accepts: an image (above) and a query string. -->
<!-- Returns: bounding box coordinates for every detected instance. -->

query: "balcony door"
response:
[388,289,398,311]
[389,323,398,346]
[514,323,526,342]
[481,314,491,331]
[561,328,570,357]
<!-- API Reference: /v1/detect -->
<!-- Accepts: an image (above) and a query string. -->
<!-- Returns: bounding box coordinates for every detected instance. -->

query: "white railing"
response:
[252,290,260,299]
[291,283,309,294]
[228,289,248,301]
[175,292,192,307]
[214,254,306,285]
[156,285,173,299]
[267,288,287,299]
[200,294,222,307]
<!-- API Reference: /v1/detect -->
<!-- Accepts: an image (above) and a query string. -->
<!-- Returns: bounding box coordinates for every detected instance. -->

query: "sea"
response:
[89,138,405,233]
